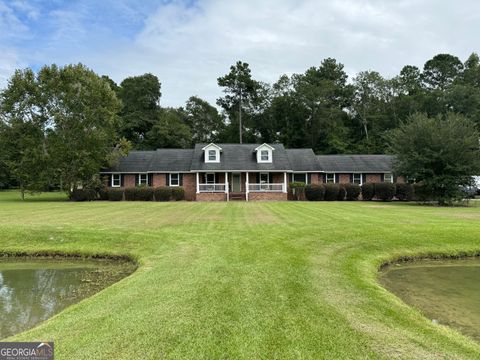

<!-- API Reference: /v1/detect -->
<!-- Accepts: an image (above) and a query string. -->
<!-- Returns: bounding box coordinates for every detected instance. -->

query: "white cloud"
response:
[1,0,480,107]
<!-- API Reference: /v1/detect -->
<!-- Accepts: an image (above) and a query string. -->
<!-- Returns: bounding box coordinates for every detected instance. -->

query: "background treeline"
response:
[1,53,479,199]
[108,52,480,154]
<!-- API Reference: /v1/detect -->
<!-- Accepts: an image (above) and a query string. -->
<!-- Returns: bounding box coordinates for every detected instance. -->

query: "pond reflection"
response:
[380,258,480,342]
[0,259,135,339]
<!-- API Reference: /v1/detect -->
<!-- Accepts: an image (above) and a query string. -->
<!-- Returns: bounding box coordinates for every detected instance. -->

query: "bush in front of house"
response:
[344,183,361,200]
[337,184,346,200]
[374,182,396,201]
[361,183,375,201]
[108,188,124,201]
[324,183,340,201]
[124,187,136,201]
[171,187,185,201]
[70,188,97,202]
[135,187,154,201]
[154,186,172,201]
[290,182,306,200]
[305,184,325,201]
[395,183,414,201]
[413,182,431,202]
[98,188,109,200]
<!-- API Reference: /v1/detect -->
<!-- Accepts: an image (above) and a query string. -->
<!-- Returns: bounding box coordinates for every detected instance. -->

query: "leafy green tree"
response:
[390,113,480,205]
[184,96,225,143]
[144,108,191,149]
[217,61,263,143]
[118,73,161,147]
[422,54,463,90]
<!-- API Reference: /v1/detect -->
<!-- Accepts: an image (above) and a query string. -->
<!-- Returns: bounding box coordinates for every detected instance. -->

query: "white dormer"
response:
[202,143,222,163]
[255,143,274,163]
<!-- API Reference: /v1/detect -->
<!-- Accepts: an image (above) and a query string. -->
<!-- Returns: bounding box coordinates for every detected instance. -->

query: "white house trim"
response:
[202,143,222,163]
[254,143,275,163]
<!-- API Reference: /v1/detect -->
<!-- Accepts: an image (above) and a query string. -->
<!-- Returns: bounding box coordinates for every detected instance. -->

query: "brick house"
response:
[101,143,403,201]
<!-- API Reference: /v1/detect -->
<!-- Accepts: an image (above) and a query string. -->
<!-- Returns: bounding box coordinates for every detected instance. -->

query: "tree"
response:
[390,113,480,205]
[422,54,463,90]
[184,96,225,143]
[118,73,161,147]
[217,61,263,143]
[144,108,191,149]
[0,64,124,198]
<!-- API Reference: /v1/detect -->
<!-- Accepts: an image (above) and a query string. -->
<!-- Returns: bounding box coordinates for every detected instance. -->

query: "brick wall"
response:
[249,192,288,201]
[366,174,382,183]
[338,174,350,184]
[196,193,226,201]
[183,173,196,201]
[310,173,321,184]
[395,175,406,183]
[124,174,135,188]
[153,173,167,187]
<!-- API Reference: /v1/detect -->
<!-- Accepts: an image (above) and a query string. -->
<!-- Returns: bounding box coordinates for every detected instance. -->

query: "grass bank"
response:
[0,191,479,359]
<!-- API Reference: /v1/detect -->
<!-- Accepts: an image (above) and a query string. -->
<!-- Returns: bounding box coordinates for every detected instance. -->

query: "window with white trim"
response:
[353,173,362,185]
[293,173,307,184]
[384,173,393,183]
[260,150,269,162]
[326,173,335,183]
[260,173,270,184]
[138,173,148,185]
[208,150,217,162]
[170,173,180,186]
[112,174,121,187]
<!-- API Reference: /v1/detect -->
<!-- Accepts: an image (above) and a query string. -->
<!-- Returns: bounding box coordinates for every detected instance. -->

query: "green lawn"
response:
[1,191,479,359]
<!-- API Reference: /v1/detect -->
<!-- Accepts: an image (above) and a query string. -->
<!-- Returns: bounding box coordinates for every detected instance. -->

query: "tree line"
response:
[0,53,479,201]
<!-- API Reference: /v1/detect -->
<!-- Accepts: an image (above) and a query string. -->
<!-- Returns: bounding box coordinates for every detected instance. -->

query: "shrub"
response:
[171,187,185,201]
[305,184,325,201]
[70,188,96,202]
[124,187,136,201]
[108,188,124,201]
[290,182,306,200]
[395,183,414,201]
[324,183,340,201]
[98,188,109,201]
[413,182,431,202]
[135,187,154,201]
[374,182,396,201]
[344,183,361,201]
[154,187,172,201]
[337,184,346,200]
[361,183,375,201]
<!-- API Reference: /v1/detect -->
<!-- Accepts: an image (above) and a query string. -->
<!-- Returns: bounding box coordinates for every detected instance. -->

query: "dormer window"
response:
[260,150,269,161]
[202,143,222,163]
[208,150,217,161]
[255,143,274,163]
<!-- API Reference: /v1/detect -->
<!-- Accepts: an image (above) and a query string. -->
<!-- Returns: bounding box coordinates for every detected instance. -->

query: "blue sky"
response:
[1,0,479,106]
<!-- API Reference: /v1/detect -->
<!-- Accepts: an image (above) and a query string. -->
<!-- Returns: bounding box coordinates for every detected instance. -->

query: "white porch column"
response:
[225,172,229,201]
[283,172,288,193]
[246,172,249,201]
[196,172,200,193]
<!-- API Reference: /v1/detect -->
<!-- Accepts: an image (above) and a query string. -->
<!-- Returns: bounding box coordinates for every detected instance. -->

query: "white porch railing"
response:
[199,183,226,192]
[248,183,284,192]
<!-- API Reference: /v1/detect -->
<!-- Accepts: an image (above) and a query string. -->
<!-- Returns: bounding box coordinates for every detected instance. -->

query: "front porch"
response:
[195,172,288,201]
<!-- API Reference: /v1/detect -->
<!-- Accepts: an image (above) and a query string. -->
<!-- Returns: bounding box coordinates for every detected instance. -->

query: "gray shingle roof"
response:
[286,149,321,171]
[190,143,291,171]
[102,151,155,173]
[315,155,394,173]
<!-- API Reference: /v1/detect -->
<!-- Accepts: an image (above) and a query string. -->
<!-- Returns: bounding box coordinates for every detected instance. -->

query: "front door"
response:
[232,173,241,192]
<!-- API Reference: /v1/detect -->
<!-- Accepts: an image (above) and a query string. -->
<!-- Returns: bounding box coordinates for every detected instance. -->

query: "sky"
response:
[1,0,479,107]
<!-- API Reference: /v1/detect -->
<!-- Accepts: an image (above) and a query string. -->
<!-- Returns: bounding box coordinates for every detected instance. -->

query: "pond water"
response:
[379,258,480,342]
[0,258,136,339]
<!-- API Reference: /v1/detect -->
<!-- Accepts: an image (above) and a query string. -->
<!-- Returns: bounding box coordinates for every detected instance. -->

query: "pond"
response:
[0,258,136,339]
[379,258,480,342]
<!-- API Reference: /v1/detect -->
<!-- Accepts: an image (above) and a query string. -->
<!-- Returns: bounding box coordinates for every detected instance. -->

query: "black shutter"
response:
[269,173,274,183]
[349,174,353,183]
[166,174,170,186]
[289,173,293,183]
[120,174,124,187]
[148,174,153,186]
[307,173,311,184]
[107,174,112,187]
[214,173,219,184]
[335,174,339,183]
[135,174,139,186]
[255,173,259,183]
[393,174,398,183]
[362,174,367,184]
[179,174,183,186]
[380,174,385,182]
